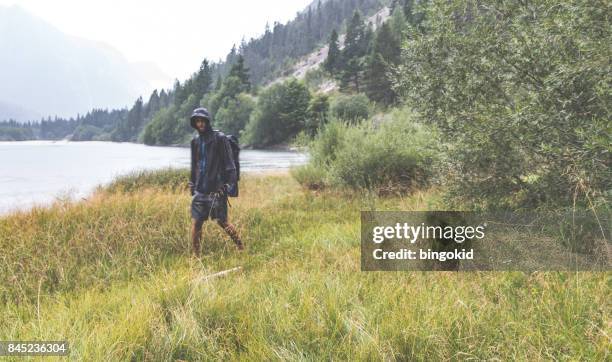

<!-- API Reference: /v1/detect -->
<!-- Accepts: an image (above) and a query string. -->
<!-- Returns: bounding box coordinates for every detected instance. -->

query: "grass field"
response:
[0,169,610,360]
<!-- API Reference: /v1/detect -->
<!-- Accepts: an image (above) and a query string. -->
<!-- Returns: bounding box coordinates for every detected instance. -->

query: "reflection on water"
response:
[0,141,307,214]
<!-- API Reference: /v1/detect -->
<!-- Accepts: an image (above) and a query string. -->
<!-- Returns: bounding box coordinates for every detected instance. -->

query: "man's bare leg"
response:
[191,218,204,256]
[217,220,244,250]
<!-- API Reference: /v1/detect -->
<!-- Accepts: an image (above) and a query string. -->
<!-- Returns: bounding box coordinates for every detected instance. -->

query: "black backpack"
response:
[224,133,240,197]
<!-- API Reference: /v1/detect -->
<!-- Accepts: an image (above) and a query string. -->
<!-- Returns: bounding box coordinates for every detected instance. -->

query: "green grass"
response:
[0,169,609,360]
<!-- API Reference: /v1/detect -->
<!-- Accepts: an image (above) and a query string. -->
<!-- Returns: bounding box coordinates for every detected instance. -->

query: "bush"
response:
[243,79,311,147]
[396,0,611,208]
[330,93,371,123]
[303,66,329,90]
[71,125,103,141]
[0,127,34,141]
[296,108,441,193]
[305,93,330,136]
[214,93,255,137]
[290,163,327,190]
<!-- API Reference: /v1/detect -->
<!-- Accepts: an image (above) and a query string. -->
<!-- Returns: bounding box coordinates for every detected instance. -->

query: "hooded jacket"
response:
[190,129,237,195]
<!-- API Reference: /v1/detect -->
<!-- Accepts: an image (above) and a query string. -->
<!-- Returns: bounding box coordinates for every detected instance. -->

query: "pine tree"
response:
[364,22,400,105]
[194,59,213,99]
[389,6,409,41]
[128,97,144,135]
[340,10,368,92]
[340,58,364,92]
[372,22,400,64]
[159,89,169,107]
[228,55,251,92]
[324,29,341,74]
[306,7,313,50]
[215,74,223,91]
[173,79,184,107]
[145,90,160,119]
[403,0,415,23]
[390,0,399,14]
[343,10,366,60]
[316,0,324,40]
[226,44,237,66]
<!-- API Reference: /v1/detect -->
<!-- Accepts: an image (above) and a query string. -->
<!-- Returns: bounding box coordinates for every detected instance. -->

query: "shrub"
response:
[330,93,371,123]
[303,66,329,90]
[243,79,311,147]
[396,0,611,208]
[214,93,255,136]
[296,108,441,194]
[305,93,330,136]
[290,164,327,190]
[71,124,103,141]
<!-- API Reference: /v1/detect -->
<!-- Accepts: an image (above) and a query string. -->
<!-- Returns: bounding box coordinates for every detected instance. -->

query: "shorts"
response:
[191,192,228,223]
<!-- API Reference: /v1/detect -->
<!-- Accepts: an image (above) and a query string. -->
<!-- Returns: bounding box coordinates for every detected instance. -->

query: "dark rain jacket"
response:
[190,130,237,195]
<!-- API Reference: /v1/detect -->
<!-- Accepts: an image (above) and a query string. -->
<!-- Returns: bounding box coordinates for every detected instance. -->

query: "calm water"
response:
[0,141,308,214]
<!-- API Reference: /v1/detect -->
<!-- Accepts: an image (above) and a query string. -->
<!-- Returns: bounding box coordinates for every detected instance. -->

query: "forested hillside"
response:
[0,0,389,144]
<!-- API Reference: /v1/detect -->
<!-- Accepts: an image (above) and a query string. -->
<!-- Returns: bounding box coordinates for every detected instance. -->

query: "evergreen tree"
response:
[403,0,415,23]
[215,74,223,91]
[173,80,185,107]
[145,90,160,119]
[194,59,213,99]
[226,44,237,66]
[316,0,324,40]
[364,22,400,105]
[228,55,251,92]
[159,89,169,107]
[389,6,409,41]
[390,0,400,14]
[324,29,341,74]
[339,10,368,92]
[306,7,313,49]
[343,10,367,60]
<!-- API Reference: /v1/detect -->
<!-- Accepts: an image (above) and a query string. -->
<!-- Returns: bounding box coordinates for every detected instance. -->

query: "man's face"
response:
[194,118,207,132]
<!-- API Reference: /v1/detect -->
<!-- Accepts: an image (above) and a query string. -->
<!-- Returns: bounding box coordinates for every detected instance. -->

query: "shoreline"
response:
[0,139,305,152]
[0,168,293,217]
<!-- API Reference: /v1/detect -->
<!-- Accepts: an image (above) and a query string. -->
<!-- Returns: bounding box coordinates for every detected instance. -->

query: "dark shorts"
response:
[191,192,228,223]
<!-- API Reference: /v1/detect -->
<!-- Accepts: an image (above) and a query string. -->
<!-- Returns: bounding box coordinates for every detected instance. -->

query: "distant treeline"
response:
[0,118,77,141]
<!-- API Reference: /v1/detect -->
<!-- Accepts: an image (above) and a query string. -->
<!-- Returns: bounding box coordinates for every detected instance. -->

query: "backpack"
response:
[223,133,240,197]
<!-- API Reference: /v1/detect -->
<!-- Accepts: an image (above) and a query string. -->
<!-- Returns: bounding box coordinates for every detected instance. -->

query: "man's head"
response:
[190,108,212,133]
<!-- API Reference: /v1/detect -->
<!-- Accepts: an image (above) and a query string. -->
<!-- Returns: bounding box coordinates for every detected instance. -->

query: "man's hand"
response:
[188,181,195,195]
[218,183,230,194]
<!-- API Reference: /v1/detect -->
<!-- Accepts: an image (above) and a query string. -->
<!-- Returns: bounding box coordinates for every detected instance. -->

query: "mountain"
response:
[0,100,41,122]
[0,5,162,122]
[129,61,174,92]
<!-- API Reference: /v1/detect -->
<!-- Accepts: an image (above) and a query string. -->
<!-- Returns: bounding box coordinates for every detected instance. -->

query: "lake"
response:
[0,141,308,214]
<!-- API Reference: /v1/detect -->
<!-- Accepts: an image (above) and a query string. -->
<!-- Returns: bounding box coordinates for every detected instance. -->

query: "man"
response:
[188,107,244,256]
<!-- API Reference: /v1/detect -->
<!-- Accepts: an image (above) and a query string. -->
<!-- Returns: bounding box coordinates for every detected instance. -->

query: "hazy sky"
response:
[0,0,313,80]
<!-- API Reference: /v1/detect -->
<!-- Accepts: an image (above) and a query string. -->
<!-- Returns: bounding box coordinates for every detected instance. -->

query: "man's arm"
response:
[221,137,237,189]
[189,138,196,195]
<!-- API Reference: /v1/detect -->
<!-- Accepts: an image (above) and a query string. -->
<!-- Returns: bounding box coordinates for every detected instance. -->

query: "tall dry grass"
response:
[0,169,609,360]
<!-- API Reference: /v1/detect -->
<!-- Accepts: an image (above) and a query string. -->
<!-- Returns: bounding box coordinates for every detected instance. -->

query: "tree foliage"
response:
[244,79,311,147]
[215,93,256,137]
[396,0,611,207]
